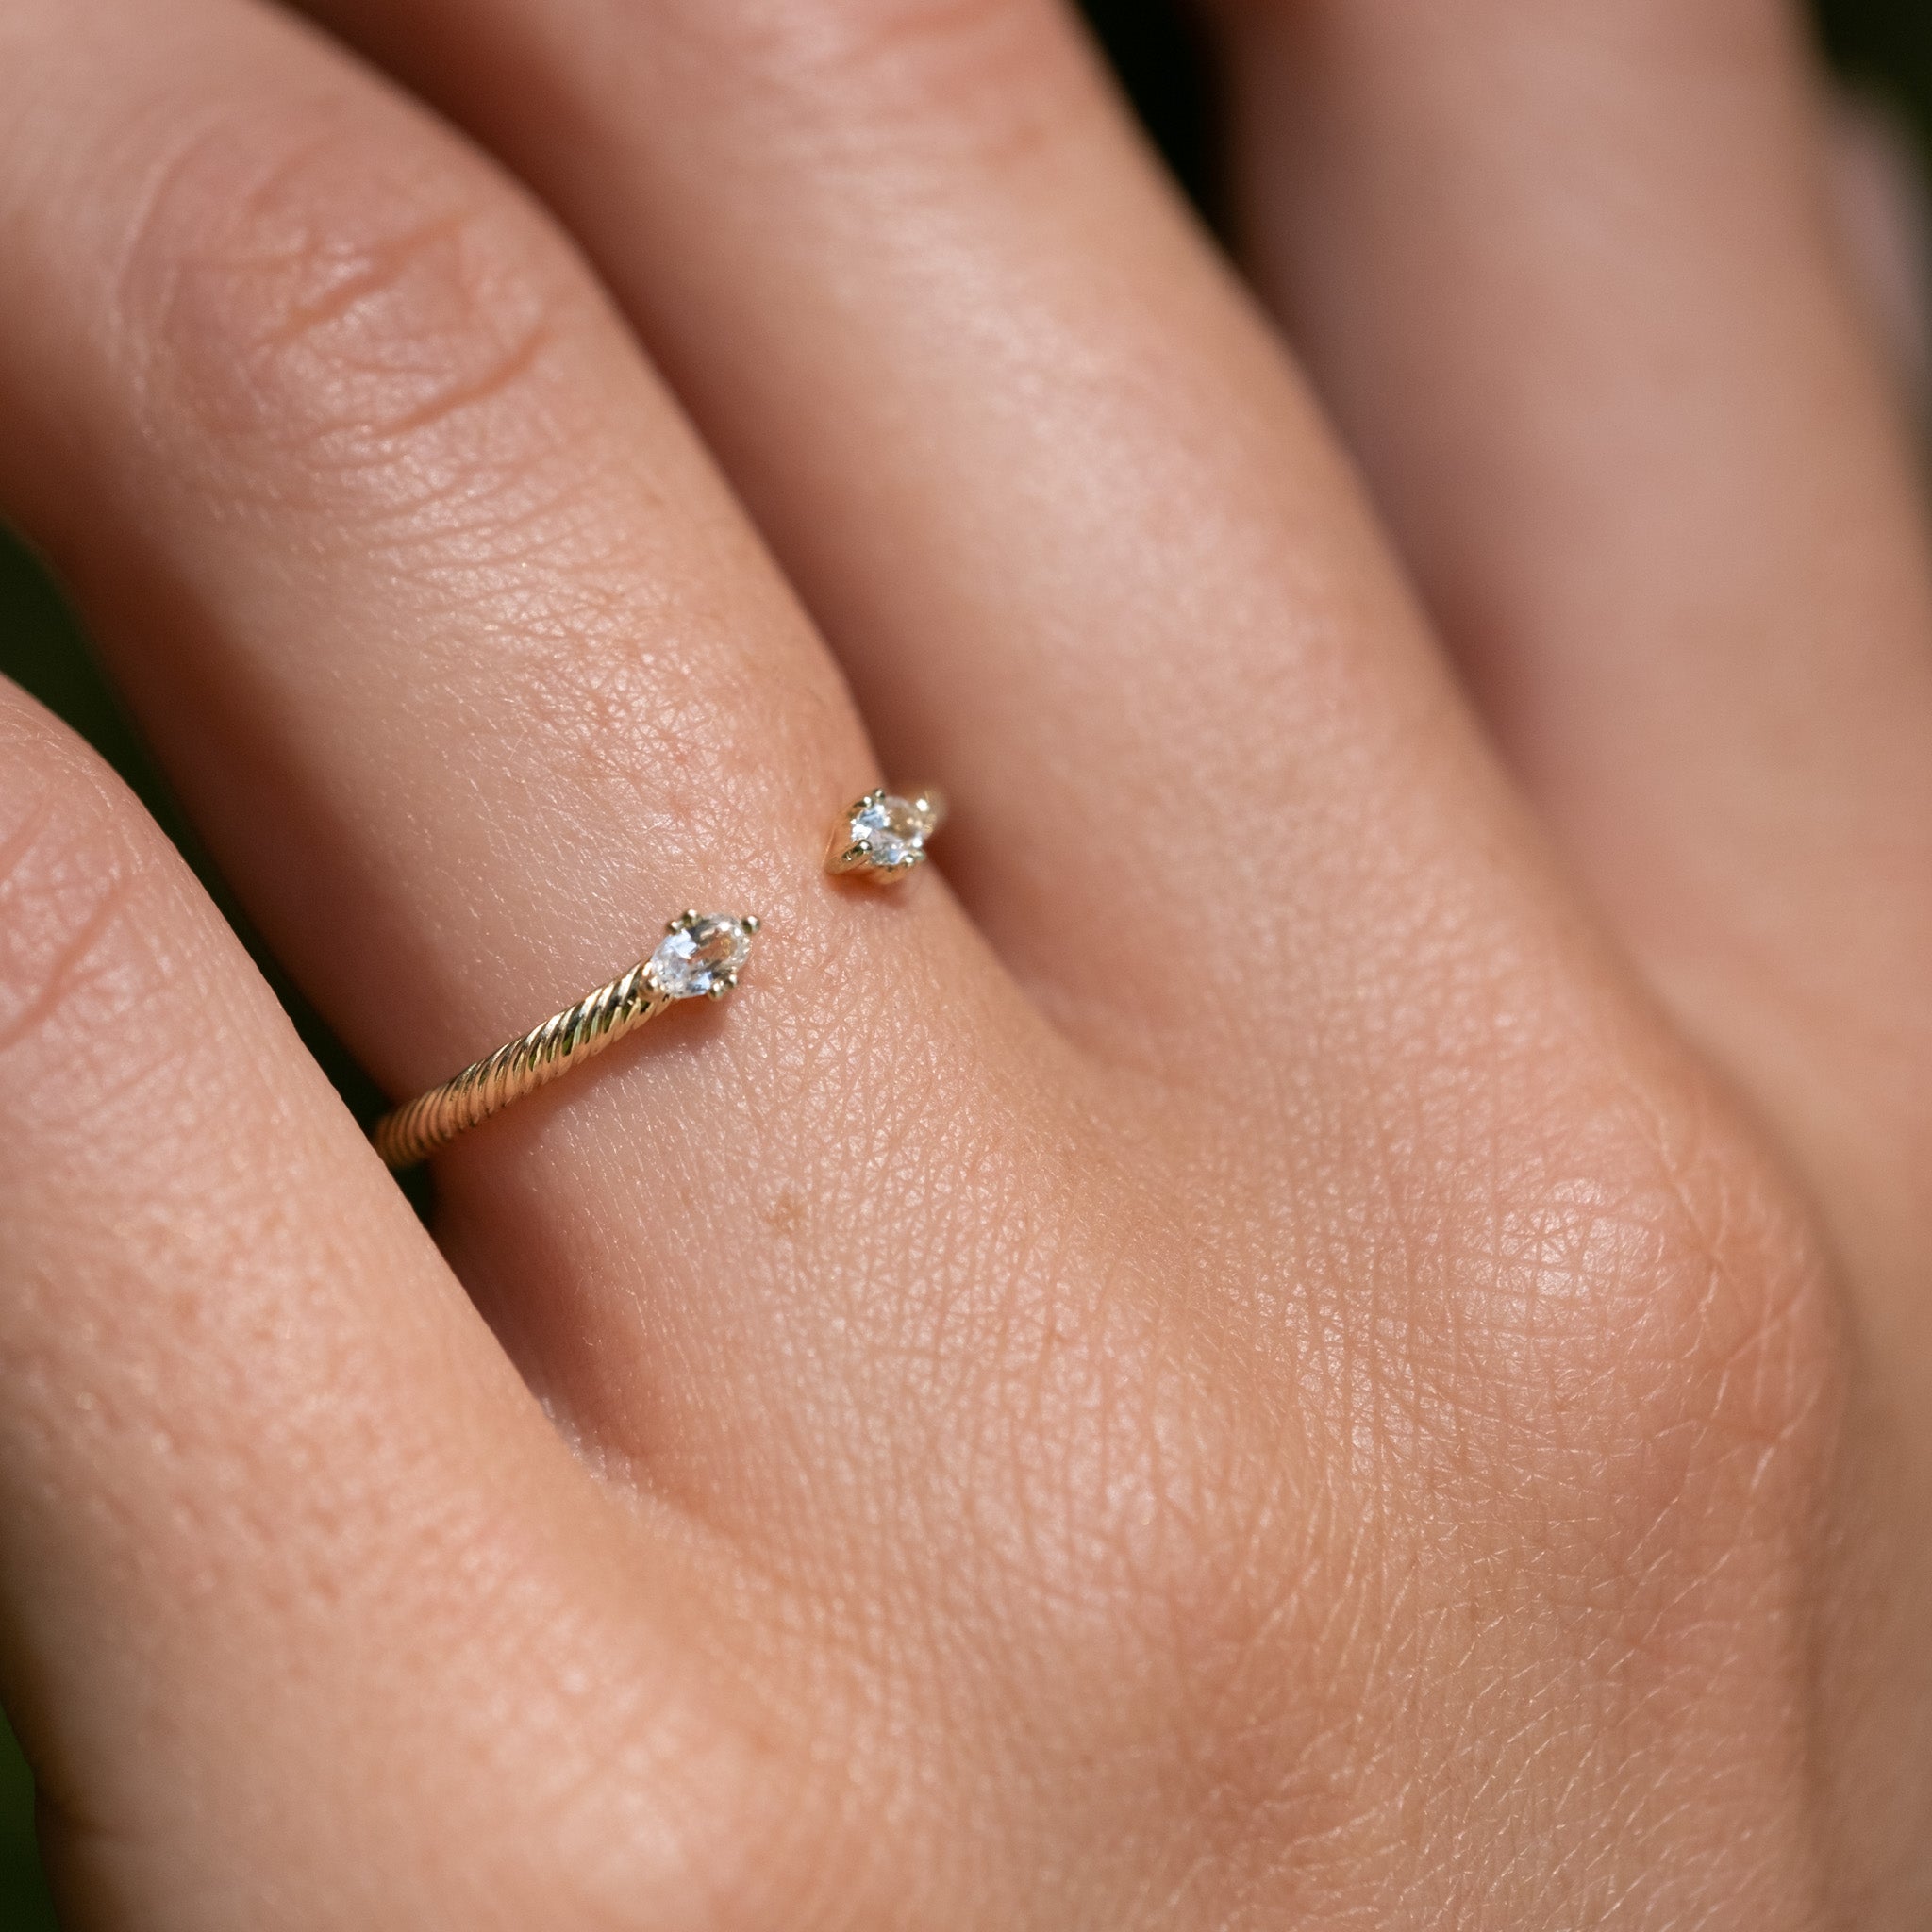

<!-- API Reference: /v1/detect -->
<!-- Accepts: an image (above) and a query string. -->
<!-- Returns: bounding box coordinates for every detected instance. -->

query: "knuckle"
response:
[1524,1107,1832,1465]
[105,97,859,832]
[1440,1071,1845,1621]
[119,99,582,498]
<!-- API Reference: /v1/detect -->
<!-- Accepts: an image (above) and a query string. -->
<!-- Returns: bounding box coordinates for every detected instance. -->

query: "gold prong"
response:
[742,914,761,934]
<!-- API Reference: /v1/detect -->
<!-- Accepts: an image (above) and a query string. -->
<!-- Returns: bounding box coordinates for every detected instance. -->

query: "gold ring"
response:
[373,911,759,1170]
[824,787,947,882]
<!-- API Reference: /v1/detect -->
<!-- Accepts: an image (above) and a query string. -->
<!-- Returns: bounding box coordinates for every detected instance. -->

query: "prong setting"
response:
[825,785,948,883]
[646,913,758,1000]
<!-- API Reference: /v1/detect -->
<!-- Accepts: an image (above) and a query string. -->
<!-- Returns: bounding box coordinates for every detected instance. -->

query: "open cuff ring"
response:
[373,781,944,1170]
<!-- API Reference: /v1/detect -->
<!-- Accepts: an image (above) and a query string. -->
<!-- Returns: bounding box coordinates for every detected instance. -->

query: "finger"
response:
[292,0,1559,1076]
[1216,0,1932,1294]
[0,683,784,1927]
[0,0,1036,1467]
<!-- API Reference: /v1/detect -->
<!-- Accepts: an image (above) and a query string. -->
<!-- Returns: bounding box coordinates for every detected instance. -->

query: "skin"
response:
[0,0,1926,1922]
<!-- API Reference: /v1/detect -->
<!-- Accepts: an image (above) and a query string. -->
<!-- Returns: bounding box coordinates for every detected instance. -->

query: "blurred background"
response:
[0,0,1926,1923]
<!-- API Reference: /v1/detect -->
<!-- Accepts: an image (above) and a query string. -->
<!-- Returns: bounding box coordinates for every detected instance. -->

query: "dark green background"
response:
[0,2,1925,1924]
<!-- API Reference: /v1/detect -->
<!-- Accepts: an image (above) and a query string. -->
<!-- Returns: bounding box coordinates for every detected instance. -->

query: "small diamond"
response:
[826,786,947,882]
[648,914,755,1000]
[849,794,931,869]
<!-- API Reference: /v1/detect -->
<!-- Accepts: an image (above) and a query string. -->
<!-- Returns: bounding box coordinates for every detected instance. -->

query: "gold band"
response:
[373,911,758,1170]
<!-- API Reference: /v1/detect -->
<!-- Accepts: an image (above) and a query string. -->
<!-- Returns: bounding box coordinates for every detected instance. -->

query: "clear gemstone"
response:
[648,915,753,999]
[849,794,930,869]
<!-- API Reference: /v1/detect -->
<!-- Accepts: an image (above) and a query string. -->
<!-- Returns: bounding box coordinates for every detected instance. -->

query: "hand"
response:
[0,0,1928,1924]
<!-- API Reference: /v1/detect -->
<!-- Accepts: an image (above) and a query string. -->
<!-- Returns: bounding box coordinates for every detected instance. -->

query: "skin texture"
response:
[0,0,1925,1924]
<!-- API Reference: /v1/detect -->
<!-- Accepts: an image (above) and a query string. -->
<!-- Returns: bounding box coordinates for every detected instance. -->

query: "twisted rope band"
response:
[373,964,667,1170]
[372,911,758,1170]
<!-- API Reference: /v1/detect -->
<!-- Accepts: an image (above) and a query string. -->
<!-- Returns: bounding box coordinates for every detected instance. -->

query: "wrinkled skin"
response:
[0,0,1928,1925]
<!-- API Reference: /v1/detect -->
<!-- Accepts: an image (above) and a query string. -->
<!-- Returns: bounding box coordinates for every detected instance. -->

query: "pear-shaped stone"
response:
[849,793,933,869]
[648,914,754,1000]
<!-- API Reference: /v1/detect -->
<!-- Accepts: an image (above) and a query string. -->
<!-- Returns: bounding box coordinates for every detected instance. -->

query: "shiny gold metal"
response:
[372,912,759,1170]
[824,787,948,881]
